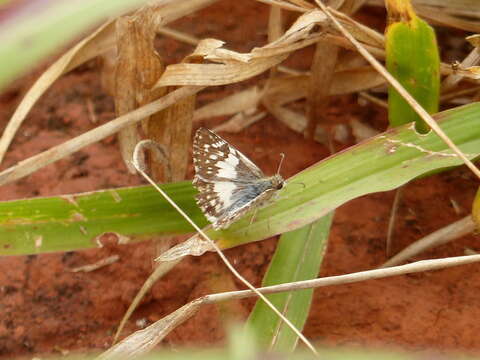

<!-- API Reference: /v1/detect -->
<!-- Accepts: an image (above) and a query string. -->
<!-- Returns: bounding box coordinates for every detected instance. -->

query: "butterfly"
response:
[192,127,285,230]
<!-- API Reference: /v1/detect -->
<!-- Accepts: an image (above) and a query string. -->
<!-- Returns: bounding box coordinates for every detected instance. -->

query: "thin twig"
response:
[207,253,480,302]
[358,91,388,109]
[70,255,120,273]
[315,0,480,179]
[386,186,403,256]
[157,27,199,46]
[440,86,480,102]
[256,0,308,12]
[131,155,318,356]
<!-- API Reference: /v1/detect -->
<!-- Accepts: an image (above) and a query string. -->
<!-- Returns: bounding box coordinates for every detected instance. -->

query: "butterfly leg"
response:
[244,208,259,236]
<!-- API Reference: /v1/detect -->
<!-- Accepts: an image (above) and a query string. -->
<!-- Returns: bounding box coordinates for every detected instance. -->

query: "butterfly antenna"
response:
[276,152,285,175]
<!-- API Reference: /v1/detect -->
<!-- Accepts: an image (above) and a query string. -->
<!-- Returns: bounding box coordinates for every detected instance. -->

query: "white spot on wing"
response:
[213,181,236,208]
[216,152,240,178]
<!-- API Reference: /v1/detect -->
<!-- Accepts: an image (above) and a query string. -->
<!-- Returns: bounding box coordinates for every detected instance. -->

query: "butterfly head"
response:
[270,174,285,190]
[270,152,286,191]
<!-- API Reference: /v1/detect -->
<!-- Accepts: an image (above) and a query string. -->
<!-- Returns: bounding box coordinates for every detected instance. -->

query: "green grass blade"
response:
[0,182,206,255]
[208,102,480,249]
[246,213,333,351]
[0,0,150,90]
[386,0,440,133]
[1,103,479,256]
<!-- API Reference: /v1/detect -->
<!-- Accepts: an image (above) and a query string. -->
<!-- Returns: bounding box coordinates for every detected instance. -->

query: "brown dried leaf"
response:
[116,6,167,178]
[155,9,331,88]
[115,16,144,173]
[149,95,196,181]
[268,6,284,43]
[306,41,339,138]
[98,299,203,359]
[146,29,206,181]
[156,52,289,87]
[467,34,480,48]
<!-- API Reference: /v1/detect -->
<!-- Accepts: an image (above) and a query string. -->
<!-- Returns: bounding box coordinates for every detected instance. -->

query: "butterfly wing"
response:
[193,128,269,229]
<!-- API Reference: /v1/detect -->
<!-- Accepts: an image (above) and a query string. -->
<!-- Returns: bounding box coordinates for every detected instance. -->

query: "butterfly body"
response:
[193,128,284,230]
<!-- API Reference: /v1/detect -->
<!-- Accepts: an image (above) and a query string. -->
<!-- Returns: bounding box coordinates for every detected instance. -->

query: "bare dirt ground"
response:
[0,1,479,358]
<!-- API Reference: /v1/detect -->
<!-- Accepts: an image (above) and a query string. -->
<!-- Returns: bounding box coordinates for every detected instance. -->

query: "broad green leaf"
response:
[1,103,480,256]
[0,182,206,255]
[472,187,480,229]
[386,0,440,133]
[0,0,151,90]
[207,102,480,250]
[246,213,333,352]
[64,347,471,360]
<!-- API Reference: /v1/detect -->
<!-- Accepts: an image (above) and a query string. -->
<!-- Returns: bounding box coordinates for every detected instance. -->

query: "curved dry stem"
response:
[132,139,172,182]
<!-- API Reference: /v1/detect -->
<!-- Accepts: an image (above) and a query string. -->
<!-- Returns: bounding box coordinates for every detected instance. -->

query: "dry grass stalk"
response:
[157,27,199,45]
[440,86,480,103]
[306,42,339,138]
[268,6,284,44]
[256,0,309,13]
[338,0,368,14]
[267,4,284,78]
[386,187,403,257]
[358,91,388,109]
